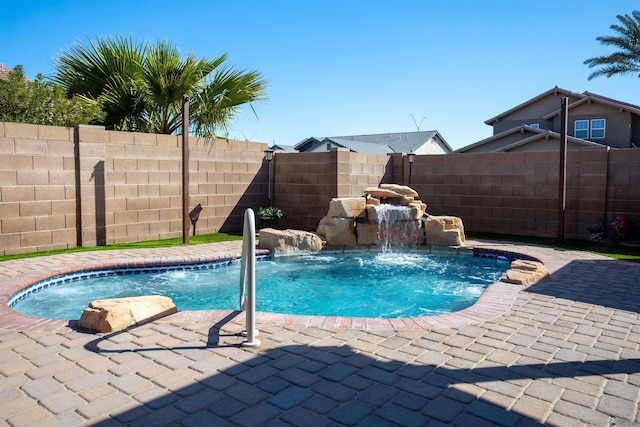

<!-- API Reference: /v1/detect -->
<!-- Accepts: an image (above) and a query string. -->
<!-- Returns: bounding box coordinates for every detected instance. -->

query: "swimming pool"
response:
[9,251,511,320]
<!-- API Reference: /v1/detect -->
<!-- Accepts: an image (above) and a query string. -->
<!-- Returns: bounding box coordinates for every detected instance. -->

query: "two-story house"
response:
[457,86,640,153]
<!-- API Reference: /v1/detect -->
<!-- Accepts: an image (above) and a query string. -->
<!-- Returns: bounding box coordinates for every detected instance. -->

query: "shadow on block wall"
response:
[218,159,270,233]
[92,161,107,246]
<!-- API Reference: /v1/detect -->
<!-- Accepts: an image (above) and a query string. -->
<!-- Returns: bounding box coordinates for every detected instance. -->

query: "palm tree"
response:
[584,10,640,80]
[52,36,266,136]
[53,36,146,130]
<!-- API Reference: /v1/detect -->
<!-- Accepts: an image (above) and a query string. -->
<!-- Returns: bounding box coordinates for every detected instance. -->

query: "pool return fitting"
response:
[239,208,260,347]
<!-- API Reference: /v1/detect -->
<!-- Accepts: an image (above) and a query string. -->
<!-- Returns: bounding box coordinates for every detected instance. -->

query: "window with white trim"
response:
[574,120,589,139]
[590,119,605,138]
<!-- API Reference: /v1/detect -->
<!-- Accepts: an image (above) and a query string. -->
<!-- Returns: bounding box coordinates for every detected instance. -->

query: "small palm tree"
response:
[52,35,266,136]
[53,36,146,130]
[139,40,225,135]
[584,10,640,80]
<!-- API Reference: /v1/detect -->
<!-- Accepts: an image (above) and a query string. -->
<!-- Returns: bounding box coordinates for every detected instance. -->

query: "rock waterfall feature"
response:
[258,184,466,254]
[316,184,465,249]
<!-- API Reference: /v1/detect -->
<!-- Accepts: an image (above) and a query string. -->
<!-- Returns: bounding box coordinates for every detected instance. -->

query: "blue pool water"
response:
[10,252,510,320]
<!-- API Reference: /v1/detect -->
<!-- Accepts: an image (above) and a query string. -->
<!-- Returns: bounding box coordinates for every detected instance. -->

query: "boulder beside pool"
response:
[78,296,177,333]
[501,260,549,286]
[258,228,325,255]
[424,215,465,246]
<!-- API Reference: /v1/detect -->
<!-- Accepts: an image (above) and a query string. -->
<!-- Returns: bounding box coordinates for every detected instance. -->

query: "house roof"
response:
[583,91,640,111]
[466,86,640,153]
[498,130,606,152]
[0,63,13,80]
[485,86,640,125]
[543,93,640,119]
[0,63,32,82]
[484,86,584,126]
[456,125,606,153]
[327,138,393,155]
[294,131,453,154]
[270,144,297,152]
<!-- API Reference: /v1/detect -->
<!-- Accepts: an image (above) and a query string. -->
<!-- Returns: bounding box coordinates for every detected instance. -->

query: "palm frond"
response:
[51,35,267,135]
[584,11,640,80]
[189,65,267,137]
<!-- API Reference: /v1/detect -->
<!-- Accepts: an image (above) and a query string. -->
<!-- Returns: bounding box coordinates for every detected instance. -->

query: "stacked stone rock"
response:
[501,259,549,286]
[78,296,177,332]
[258,229,325,255]
[316,184,465,247]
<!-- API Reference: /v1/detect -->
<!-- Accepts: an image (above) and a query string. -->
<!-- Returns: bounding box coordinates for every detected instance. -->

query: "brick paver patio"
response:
[0,240,639,426]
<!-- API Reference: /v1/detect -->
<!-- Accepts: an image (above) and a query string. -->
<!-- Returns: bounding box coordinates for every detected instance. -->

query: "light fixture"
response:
[264,148,275,206]
[407,152,415,186]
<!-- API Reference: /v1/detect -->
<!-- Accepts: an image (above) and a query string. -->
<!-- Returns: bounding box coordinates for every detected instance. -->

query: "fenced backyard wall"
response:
[607,149,640,224]
[273,148,640,240]
[1,120,639,256]
[271,149,392,230]
[408,150,611,238]
[0,122,269,255]
[444,149,638,239]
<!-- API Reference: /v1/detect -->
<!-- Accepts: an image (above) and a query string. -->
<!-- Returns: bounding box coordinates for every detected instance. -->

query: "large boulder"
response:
[424,215,465,246]
[364,185,425,210]
[316,216,356,246]
[365,196,380,206]
[366,204,426,221]
[327,197,366,218]
[259,228,325,255]
[78,296,177,333]
[407,201,427,219]
[364,184,419,203]
[364,190,414,205]
[379,183,419,198]
[356,222,379,245]
[501,260,549,286]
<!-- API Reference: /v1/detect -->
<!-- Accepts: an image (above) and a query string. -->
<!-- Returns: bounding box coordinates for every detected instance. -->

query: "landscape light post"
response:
[264,148,274,206]
[407,152,416,186]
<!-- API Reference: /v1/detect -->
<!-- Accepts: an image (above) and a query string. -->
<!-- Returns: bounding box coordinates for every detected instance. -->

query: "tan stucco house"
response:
[295,131,453,155]
[457,86,640,153]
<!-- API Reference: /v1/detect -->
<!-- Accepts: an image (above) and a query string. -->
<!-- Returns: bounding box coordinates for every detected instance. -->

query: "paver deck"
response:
[0,240,639,426]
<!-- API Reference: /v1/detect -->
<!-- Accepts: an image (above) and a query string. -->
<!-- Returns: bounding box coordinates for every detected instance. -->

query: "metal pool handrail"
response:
[239,208,260,347]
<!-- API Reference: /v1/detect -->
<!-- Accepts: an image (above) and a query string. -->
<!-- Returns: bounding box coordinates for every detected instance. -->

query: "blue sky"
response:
[1,0,639,149]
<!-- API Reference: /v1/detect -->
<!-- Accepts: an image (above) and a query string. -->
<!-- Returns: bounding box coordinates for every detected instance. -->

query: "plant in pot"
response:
[586,221,604,242]
[257,206,283,228]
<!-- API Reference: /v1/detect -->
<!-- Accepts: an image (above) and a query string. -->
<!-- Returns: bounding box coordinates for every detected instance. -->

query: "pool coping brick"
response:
[0,239,639,425]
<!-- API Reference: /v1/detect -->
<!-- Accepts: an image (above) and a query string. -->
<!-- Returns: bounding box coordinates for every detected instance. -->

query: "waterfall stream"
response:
[371,204,415,252]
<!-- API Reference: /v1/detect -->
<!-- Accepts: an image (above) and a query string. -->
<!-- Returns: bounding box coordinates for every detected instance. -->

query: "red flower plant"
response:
[610,215,626,241]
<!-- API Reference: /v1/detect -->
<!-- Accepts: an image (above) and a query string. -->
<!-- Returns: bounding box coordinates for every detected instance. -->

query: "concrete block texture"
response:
[4,122,38,139]
[0,123,270,254]
[38,125,72,141]
[1,121,639,254]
